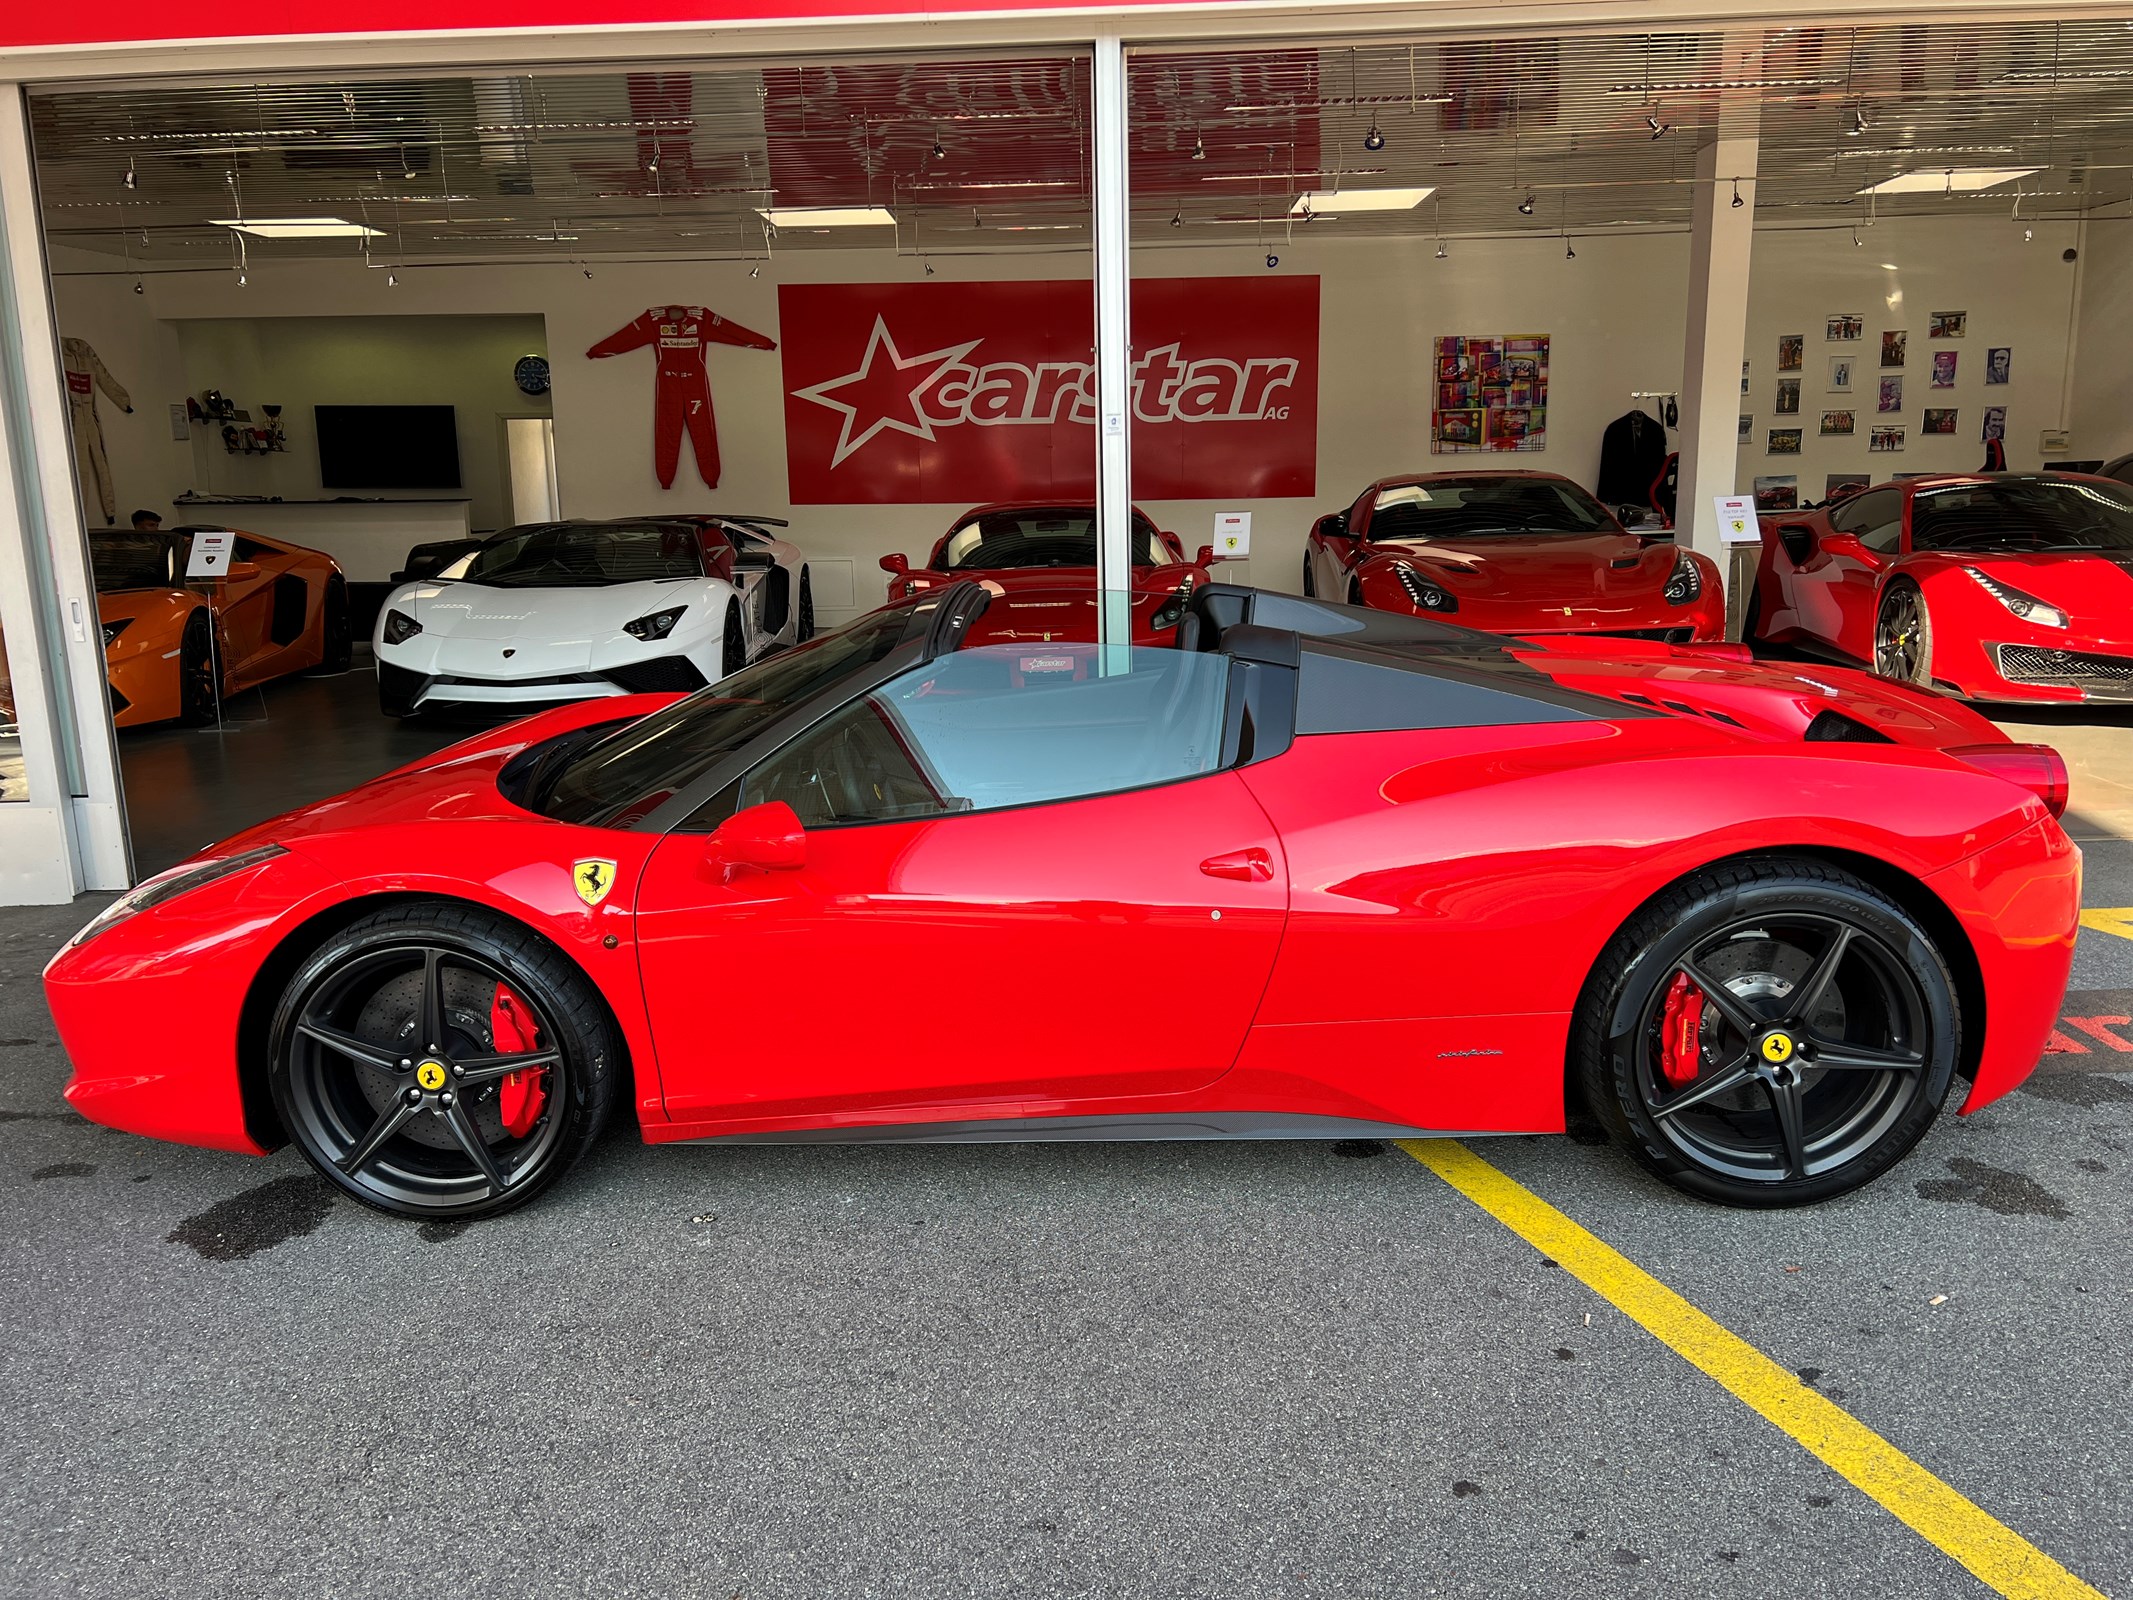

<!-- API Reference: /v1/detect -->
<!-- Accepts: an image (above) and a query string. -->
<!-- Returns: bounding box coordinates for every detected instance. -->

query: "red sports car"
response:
[879,502,1212,642]
[1305,470,1725,642]
[47,583,2075,1220]
[1746,471,2133,702]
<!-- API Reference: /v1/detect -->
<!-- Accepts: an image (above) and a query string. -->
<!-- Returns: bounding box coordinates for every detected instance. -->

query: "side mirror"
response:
[223,560,262,581]
[706,800,806,882]
[879,553,909,575]
[1158,530,1186,559]
[1195,544,1218,568]
[1311,512,1348,541]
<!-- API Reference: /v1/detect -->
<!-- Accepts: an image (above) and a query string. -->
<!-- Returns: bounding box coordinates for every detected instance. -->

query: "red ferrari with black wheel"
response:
[1747,471,2133,702]
[1305,470,1725,642]
[878,502,1212,642]
[47,583,2075,1218]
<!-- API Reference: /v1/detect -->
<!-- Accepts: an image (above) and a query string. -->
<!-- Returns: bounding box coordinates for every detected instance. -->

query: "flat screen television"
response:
[315,404,462,490]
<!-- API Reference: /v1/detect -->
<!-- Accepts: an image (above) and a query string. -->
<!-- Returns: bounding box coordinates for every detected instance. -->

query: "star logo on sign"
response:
[792,316,980,467]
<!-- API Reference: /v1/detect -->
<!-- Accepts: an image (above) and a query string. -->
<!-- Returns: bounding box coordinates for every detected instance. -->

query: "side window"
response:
[734,644,1230,827]
[1829,488,1903,553]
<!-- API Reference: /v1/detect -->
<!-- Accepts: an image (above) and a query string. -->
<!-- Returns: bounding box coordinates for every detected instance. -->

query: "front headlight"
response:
[1396,564,1458,612]
[101,618,132,649]
[1965,568,2067,629]
[381,609,423,646]
[624,604,688,642]
[65,843,288,951]
[1663,550,1703,606]
[1150,576,1197,631]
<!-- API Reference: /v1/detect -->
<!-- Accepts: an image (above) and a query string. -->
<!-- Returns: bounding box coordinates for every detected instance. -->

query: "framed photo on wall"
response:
[1879,376,1904,413]
[1753,475,1799,510]
[1923,409,1958,435]
[1829,355,1854,392]
[1768,428,1803,455]
[1929,310,1967,339]
[1932,351,1958,388]
[1869,425,1906,453]
[1882,330,1907,368]
[1983,406,2007,442]
[1775,379,1801,415]
[1826,314,1864,341]
[1986,348,2012,385]
[1777,334,1805,372]
[1820,410,1855,436]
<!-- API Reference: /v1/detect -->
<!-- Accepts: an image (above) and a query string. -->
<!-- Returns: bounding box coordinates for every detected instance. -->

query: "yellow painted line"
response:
[2077,907,2133,941]
[1397,1138,2108,1600]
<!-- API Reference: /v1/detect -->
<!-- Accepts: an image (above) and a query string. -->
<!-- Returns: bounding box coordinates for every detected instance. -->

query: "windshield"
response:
[939,509,1170,570]
[464,522,705,588]
[1910,478,2133,553]
[539,601,922,827]
[1368,479,1619,540]
[91,533,182,591]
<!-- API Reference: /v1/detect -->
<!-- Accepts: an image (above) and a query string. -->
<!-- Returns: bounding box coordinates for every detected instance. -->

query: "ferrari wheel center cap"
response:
[1758,1029,1800,1065]
[415,1058,450,1092]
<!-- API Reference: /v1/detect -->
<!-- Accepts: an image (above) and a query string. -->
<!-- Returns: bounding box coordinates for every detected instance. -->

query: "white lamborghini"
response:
[373,516,812,717]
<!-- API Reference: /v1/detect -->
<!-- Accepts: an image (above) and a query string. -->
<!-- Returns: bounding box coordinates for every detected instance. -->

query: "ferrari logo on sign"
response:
[573,859,617,907]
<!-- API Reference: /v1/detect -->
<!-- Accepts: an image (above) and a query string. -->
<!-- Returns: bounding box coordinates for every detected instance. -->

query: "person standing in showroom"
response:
[129,509,161,532]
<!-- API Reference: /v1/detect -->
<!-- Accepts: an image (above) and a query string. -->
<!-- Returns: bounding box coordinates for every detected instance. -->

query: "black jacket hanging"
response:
[1598,409,1670,506]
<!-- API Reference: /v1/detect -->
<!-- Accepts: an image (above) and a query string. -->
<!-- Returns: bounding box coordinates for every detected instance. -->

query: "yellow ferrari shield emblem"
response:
[573,859,618,907]
[415,1059,449,1092]
[1760,1032,1796,1065]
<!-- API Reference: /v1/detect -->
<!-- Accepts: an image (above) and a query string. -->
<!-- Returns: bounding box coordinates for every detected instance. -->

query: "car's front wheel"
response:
[797,570,815,642]
[721,601,747,678]
[1576,857,1959,1207]
[1301,555,1316,598]
[176,610,218,726]
[1874,582,1933,687]
[269,902,621,1219]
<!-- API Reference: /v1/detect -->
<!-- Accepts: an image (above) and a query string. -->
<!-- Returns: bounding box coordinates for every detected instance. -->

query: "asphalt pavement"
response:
[2,739,2130,1599]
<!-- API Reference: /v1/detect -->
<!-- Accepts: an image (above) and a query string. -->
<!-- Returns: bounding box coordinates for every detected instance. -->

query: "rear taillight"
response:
[1945,743,2069,819]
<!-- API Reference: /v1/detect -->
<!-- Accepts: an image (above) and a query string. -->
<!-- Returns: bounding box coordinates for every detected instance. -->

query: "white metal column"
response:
[0,80,131,901]
[1091,33,1133,666]
[1676,132,1758,568]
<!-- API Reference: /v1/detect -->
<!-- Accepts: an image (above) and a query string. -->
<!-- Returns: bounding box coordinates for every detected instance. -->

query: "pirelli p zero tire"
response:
[1874,581,1934,688]
[176,610,218,726]
[1575,857,1960,1207]
[269,902,622,1220]
[315,577,353,674]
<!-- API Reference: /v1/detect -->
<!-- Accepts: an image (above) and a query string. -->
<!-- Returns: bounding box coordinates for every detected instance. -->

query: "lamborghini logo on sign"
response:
[573,859,618,907]
[1760,1032,1797,1065]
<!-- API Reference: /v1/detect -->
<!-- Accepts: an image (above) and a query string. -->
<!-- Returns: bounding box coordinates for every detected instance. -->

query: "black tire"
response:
[1348,579,1364,608]
[721,601,747,679]
[1738,582,1762,648]
[314,578,353,674]
[797,569,816,642]
[176,610,218,726]
[269,901,622,1219]
[1575,857,1960,1207]
[1874,582,1933,687]
[1302,555,1316,598]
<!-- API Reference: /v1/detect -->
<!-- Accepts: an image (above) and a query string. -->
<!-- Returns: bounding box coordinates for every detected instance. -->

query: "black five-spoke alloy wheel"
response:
[1578,858,1959,1206]
[270,903,619,1218]
[1874,582,1933,687]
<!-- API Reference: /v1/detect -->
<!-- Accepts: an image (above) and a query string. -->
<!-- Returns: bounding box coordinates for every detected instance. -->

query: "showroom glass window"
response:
[1367,478,1616,541]
[1910,479,2133,552]
[1829,488,1904,554]
[732,645,1229,827]
[0,610,19,801]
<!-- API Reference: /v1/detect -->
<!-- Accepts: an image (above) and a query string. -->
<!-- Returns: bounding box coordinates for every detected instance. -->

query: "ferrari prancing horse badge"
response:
[573,859,617,907]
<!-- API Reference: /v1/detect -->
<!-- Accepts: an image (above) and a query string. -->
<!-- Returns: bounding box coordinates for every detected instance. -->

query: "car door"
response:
[210,535,302,685]
[1788,489,1897,658]
[633,643,1290,1129]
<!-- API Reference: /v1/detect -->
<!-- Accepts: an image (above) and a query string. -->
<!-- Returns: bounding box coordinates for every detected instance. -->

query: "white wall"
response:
[2070,207,2133,466]
[1736,216,2083,501]
[48,262,193,528]
[51,212,2090,625]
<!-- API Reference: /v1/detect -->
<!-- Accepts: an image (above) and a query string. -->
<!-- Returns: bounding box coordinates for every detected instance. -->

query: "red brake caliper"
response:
[490,983,549,1137]
[1660,971,1707,1087]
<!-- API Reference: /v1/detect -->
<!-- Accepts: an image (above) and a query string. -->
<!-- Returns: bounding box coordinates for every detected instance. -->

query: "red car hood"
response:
[961,586,1187,646]
[1368,531,1676,606]
[922,564,1194,594]
[1907,549,2133,638]
[1511,636,2005,750]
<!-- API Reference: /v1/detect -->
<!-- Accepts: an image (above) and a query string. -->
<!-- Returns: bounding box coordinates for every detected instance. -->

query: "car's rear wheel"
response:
[797,570,816,642]
[313,577,352,674]
[269,902,621,1219]
[176,610,217,726]
[1874,582,1933,686]
[1576,857,1959,1207]
[721,601,747,678]
[1301,555,1316,598]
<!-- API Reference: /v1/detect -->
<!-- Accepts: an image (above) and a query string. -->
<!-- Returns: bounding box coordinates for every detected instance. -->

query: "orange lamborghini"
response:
[90,527,350,727]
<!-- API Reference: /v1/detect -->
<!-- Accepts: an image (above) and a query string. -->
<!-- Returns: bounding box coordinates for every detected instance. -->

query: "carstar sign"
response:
[780,278,1319,504]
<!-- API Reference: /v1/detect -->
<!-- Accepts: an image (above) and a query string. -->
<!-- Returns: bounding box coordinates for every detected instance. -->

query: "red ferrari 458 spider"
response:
[879,502,1212,642]
[1305,470,1726,643]
[48,583,2075,1220]
[1746,471,2133,702]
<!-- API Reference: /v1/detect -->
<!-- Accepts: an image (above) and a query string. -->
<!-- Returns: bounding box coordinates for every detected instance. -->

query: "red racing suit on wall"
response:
[61,336,132,525]
[586,306,776,491]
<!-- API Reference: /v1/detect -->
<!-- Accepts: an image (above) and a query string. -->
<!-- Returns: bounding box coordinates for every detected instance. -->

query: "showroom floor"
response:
[3,706,2128,1598]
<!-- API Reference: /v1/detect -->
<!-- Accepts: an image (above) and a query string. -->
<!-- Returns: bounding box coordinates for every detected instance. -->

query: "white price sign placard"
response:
[1714,494,1761,545]
[185,530,235,578]
[1212,510,1252,558]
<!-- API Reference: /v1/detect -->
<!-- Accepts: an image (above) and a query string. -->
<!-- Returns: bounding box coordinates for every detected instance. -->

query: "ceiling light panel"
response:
[1855,167,2043,195]
[210,217,384,237]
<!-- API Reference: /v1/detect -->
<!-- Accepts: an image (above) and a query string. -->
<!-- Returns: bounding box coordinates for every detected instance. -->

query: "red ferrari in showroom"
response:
[879,502,1212,641]
[47,583,2075,1220]
[1305,470,1726,642]
[1746,471,2133,702]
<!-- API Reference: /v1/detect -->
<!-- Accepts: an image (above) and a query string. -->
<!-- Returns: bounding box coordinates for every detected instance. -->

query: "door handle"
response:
[1200,848,1273,883]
